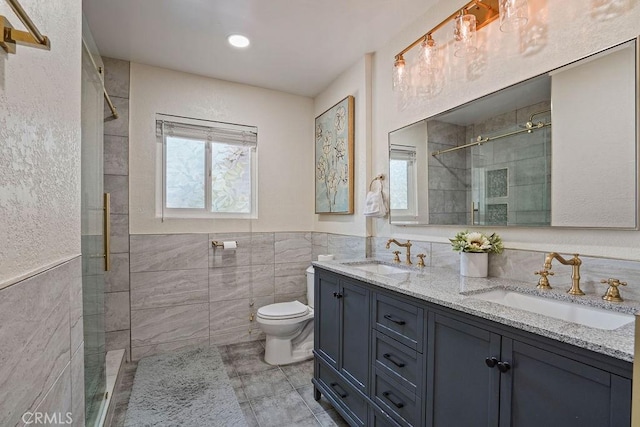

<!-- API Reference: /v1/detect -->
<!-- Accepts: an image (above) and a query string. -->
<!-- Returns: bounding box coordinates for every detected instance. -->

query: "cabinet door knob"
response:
[497,361,511,373]
[485,357,498,368]
[382,391,405,409]
[383,314,406,325]
[333,292,343,299]
[329,382,348,398]
[383,353,406,368]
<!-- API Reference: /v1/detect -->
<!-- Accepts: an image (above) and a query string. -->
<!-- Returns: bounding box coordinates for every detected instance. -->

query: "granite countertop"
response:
[312,258,639,363]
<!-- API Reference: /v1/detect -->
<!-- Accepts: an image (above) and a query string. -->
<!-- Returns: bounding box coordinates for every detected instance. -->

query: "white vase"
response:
[460,252,489,278]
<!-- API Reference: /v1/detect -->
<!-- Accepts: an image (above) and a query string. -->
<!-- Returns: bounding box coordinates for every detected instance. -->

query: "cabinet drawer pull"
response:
[497,361,511,373]
[383,353,406,368]
[485,357,498,368]
[333,292,343,299]
[383,314,406,325]
[382,391,405,409]
[329,382,348,398]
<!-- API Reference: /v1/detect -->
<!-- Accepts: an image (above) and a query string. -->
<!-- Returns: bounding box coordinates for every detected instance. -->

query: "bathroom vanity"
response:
[311,261,635,427]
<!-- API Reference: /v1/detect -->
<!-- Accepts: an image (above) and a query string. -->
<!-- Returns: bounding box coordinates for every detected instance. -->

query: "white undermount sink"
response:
[471,288,634,330]
[352,263,408,275]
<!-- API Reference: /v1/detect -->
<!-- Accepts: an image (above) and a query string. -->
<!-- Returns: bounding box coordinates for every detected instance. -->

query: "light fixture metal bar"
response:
[395,0,499,60]
[431,122,551,156]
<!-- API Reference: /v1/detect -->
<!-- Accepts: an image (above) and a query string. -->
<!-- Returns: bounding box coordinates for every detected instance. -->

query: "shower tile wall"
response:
[125,232,365,360]
[427,120,469,225]
[0,258,84,426]
[103,57,132,359]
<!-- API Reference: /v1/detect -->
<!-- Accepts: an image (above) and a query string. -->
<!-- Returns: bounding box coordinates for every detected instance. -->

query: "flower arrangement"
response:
[450,230,503,254]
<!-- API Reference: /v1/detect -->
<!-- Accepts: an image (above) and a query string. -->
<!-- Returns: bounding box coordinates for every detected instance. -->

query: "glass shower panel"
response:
[81,30,107,426]
[470,115,551,227]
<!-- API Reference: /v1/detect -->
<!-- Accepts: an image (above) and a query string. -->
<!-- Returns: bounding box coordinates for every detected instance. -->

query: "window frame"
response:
[157,115,258,220]
[389,145,418,220]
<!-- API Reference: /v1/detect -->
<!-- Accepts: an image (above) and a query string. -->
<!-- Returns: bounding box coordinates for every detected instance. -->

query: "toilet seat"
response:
[257,301,309,320]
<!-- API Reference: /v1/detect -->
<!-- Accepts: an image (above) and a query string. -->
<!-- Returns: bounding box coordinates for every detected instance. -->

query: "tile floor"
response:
[108,341,348,427]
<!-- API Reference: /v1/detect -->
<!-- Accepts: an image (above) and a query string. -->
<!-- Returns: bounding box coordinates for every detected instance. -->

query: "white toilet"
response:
[257,266,315,365]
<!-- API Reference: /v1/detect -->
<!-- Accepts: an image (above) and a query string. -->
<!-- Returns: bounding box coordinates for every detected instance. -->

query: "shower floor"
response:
[108,341,348,427]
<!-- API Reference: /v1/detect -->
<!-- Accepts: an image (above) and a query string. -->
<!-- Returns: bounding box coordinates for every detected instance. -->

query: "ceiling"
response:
[83,0,437,98]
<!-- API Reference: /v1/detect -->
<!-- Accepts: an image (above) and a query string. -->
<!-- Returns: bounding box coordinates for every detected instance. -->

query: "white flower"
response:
[465,232,491,251]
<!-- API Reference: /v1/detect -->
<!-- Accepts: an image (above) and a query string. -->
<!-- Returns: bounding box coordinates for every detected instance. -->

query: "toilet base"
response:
[264,331,314,365]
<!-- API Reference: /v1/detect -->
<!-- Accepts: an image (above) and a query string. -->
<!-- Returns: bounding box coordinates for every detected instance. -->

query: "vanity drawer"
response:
[373,330,423,396]
[316,360,368,426]
[373,370,421,427]
[370,406,403,427]
[374,293,424,351]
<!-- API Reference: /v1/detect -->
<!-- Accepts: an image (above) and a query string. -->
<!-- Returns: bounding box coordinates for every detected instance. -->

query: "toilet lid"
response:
[257,301,309,320]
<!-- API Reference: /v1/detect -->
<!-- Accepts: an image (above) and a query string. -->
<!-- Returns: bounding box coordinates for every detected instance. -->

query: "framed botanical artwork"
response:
[315,95,354,214]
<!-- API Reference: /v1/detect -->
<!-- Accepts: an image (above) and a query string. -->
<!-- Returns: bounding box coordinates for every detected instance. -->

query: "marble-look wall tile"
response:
[311,232,329,261]
[490,249,545,284]
[105,291,131,332]
[578,256,640,301]
[110,214,129,254]
[327,234,366,260]
[131,337,209,361]
[71,346,85,427]
[275,232,312,264]
[209,265,275,302]
[104,175,129,215]
[130,234,209,272]
[0,260,72,427]
[275,292,307,305]
[104,96,129,137]
[209,233,275,268]
[69,258,83,353]
[210,296,273,334]
[275,262,309,295]
[103,57,130,99]
[104,135,128,176]
[31,365,72,424]
[106,330,131,360]
[131,303,209,347]
[430,242,460,270]
[131,268,208,310]
[210,325,265,346]
[105,253,130,292]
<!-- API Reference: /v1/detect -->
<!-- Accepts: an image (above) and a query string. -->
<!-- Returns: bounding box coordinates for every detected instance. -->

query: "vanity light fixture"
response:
[391,0,529,98]
[498,0,529,32]
[227,34,250,48]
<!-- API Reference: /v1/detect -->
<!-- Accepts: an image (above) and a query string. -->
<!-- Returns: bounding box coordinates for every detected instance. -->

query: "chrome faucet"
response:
[542,252,583,296]
[386,239,412,265]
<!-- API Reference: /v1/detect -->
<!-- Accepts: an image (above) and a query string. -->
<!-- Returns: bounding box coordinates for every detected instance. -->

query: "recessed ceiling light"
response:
[228,34,250,48]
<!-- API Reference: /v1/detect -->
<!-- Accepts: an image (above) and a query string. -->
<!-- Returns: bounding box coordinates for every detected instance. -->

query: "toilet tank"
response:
[306,266,315,309]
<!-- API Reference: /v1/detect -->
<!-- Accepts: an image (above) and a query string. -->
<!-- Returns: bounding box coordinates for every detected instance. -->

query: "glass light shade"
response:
[454,13,477,58]
[418,38,442,72]
[392,56,407,92]
[499,0,529,32]
[416,38,444,100]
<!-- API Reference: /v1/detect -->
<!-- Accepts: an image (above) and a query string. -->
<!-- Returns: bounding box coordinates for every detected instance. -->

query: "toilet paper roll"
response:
[222,241,237,250]
[317,254,334,261]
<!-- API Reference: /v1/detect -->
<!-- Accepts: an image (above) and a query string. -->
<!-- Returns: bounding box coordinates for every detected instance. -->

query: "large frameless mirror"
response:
[388,38,638,229]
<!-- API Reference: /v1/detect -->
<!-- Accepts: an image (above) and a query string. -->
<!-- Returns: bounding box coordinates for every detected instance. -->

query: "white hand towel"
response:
[364,179,387,217]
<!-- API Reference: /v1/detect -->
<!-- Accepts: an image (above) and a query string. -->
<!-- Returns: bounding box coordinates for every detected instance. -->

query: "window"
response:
[389,145,417,218]
[157,114,257,219]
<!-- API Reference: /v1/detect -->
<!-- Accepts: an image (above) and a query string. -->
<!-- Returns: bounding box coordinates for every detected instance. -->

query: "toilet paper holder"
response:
[211,240,238,249]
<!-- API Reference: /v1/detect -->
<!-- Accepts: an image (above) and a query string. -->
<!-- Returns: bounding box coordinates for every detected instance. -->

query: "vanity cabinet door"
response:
[426,312,501,427]
[315,270,340,369]
[340,279,370,393]
[499,339,632,427]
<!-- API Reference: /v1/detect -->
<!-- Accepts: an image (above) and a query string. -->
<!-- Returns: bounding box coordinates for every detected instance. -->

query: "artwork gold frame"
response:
[315,95,354,214]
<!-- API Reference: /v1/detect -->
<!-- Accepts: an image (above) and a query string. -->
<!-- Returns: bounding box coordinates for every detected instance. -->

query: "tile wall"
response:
[125,232,366,360]
[103,58,132,359]
[0,258,85,426]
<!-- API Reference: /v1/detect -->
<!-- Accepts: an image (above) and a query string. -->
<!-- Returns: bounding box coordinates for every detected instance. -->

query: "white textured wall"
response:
[369,0,640,260]
[313,55,372,237]
[129,63,315,234]
[0,0,82,287]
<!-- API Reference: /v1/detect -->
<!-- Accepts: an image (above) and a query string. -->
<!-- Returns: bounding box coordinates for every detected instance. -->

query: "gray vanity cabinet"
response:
[426,311,632,427]
[313,268,633,427]
[314,269,371,426]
